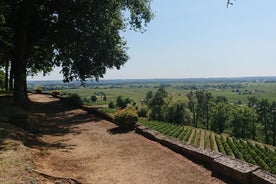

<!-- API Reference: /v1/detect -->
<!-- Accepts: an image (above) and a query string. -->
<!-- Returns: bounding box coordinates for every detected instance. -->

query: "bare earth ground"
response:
[28,94,224,184]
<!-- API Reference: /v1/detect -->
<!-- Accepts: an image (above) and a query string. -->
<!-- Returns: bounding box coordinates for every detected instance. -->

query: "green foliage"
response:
[2,0,153,104]
[147,87,168,121]
[34,86,42,94]
[231,106,257,139]
[108,101,115,109]
[91,95,97,102]
[114,108,138,129]
[137,107,148,118]
[210,103,232,133]
[103,94,107,101]
[116,96,131,109]
[64,94,83,107]
[166,103,192,125]
[51,90,60,97]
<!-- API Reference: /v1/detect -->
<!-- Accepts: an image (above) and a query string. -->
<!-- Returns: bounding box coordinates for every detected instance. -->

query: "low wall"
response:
[251,169,276,184]
[135,125,276,184]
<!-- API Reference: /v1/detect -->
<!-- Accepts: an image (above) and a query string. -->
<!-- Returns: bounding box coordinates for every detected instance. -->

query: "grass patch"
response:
[0,122,38,183]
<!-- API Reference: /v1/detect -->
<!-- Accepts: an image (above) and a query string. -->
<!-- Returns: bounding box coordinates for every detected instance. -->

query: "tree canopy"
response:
[1,0,153,104]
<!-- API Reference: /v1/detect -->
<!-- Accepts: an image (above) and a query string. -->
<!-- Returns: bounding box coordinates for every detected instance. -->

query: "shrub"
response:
[108,101,115,109]
[114,108,138,130]
[64,94,83,107]
[91,95,97,102]
[51,90,60,97]
[34,86,42,94]
[137,107,148,118]
[116,96,131,109]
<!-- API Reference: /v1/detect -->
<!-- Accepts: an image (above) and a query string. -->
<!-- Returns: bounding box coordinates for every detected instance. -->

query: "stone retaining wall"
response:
[135,125,276,184]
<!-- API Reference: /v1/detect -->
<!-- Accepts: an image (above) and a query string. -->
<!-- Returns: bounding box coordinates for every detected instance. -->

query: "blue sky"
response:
[29,0,276,80]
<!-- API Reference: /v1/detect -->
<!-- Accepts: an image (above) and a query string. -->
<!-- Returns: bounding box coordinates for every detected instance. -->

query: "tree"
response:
[108,101,115,109]
[204,92,213,130]
[210,103,232,133]
[144,90,153,105]
[116,96,131,109]
[91,95,97,102]
[103,94,107,101]
[231,106,257,139]
[248,96,258,108]
[1,0,153,104]
[187,91,197,127]
[257,99,271,144]
[167,103,191,125]
[147,87,168,121]
[215,96,228,104]
[271,101,276,146]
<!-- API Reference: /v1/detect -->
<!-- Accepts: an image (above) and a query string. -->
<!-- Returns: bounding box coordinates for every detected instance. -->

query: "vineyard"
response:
[139,119,276,174]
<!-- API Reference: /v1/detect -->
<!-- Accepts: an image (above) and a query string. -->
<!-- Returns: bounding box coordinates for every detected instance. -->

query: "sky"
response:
[28,0,276,80]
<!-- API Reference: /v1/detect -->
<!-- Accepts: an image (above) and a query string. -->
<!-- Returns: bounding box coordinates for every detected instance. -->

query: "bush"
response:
[91,95,97,102]
[138,107,148,118]
[64,94,83,107]
[51,90,60,97]
[34,86,42,94]
[108,101,115,109]
[116,96,131,109]
[114,108,138,130]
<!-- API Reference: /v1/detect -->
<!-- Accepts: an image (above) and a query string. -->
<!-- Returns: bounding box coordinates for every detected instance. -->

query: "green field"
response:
[54,81,276,106]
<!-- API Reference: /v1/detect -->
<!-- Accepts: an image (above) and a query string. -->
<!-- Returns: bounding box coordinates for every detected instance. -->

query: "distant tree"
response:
[137,107,148,118]
[195,90,205,127]
[204,92,213,130]
[116,96,131,109]
[187,91,197,127]
[108,101,115,109]
[257,99,271,143]
[210,103,232,133]
[91,95,97,102]
[144,90,153,105]
[271,101,276,146]
[248,96,258,108]
[215,96,228,104]
[103,94,107,101]
[167,103,192,125]
[232,106,257,139]
[147,87,168,121]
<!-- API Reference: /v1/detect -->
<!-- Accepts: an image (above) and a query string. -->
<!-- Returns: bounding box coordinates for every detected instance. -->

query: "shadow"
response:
[0,94,105,153]
[107,127,133,135]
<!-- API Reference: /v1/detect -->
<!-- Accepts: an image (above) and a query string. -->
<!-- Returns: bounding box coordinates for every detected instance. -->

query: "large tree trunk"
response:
[13,0,32,105]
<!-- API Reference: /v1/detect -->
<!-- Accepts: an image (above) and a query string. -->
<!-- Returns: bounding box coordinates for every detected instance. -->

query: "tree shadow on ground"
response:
[0,94,104,152]
[107,127,133,135]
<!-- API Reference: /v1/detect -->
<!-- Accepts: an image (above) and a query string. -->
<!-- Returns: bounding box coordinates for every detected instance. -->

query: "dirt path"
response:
[199,130,205,148]
[28,94,224,184]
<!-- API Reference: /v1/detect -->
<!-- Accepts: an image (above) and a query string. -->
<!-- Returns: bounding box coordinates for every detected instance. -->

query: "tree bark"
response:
[13,0,32,105]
